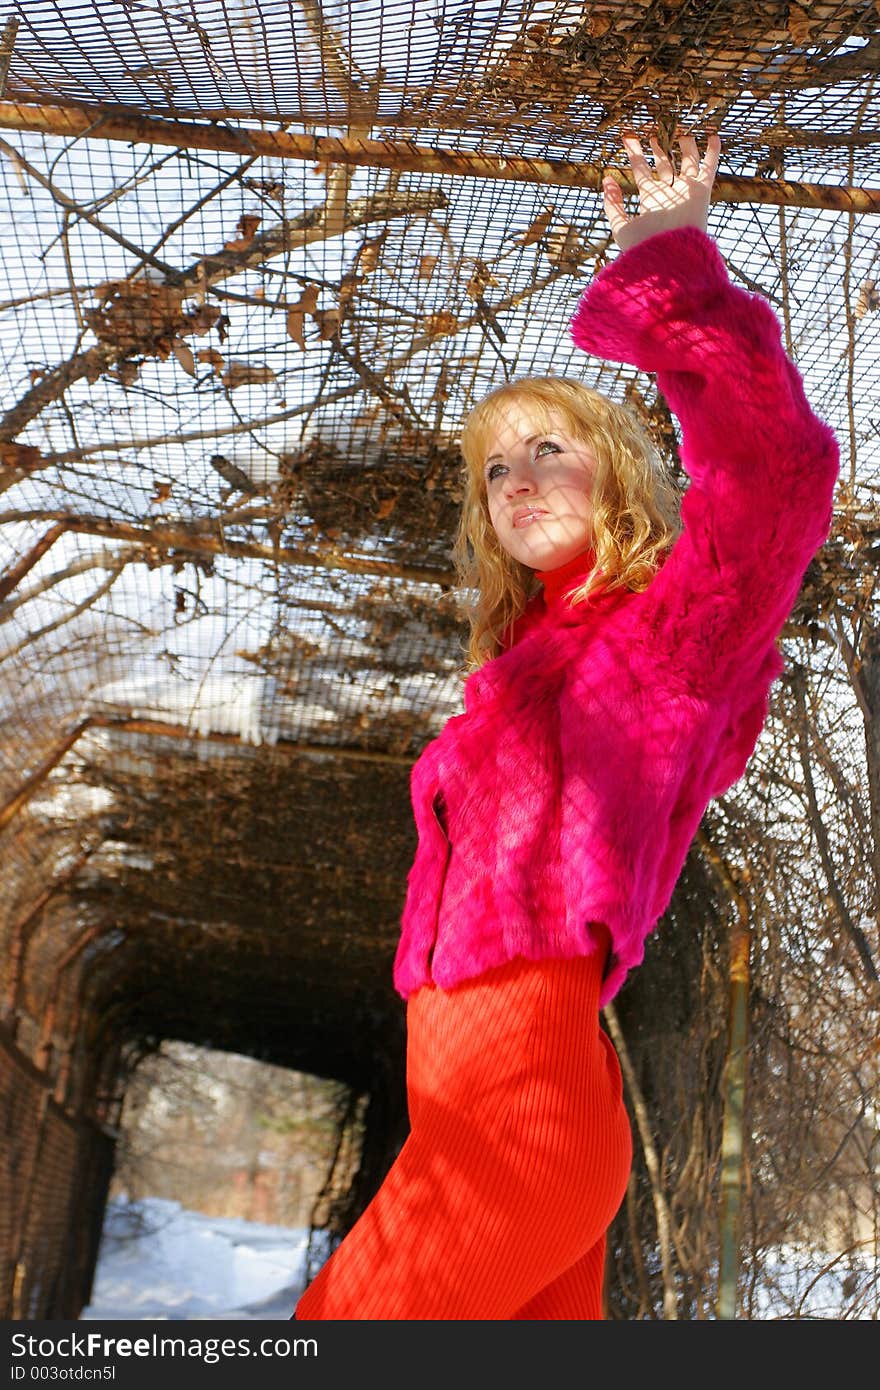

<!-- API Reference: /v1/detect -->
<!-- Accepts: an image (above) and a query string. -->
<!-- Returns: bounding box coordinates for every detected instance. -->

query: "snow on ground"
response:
[81,1195,874,1320]
[80,1196,331,1321]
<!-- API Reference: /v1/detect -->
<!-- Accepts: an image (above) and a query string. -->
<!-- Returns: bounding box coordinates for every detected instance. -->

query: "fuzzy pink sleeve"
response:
[570,226,840,692]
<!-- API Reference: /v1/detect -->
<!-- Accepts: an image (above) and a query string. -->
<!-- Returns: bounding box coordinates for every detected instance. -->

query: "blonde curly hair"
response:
[454,376,683,668]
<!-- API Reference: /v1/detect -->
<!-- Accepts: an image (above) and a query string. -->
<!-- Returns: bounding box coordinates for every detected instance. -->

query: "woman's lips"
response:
[512,508,549,528]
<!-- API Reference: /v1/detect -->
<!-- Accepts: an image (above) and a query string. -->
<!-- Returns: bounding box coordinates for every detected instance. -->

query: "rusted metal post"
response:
[5,1068,50,1318]
[0,100,879,213]
[34,924,106,1072]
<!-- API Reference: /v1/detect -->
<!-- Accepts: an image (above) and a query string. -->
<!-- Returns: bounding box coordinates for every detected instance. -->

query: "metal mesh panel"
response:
[0,1033,44,1310]
[0,1030,114,1319]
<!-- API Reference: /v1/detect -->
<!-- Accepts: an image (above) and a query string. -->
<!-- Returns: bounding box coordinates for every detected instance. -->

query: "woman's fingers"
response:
[700,131,722,182]
[623,129,721,186]
[602,174,629,237]
[648,135,674,183]
[604,128,722,250]
[621,132,654,185]
[677,133,701,180]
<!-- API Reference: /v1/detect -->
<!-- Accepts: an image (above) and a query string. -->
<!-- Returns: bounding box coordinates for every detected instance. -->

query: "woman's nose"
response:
[504,462,537,496]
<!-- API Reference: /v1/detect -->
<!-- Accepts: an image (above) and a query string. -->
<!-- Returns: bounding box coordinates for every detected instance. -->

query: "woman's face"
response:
[482,400,597,571]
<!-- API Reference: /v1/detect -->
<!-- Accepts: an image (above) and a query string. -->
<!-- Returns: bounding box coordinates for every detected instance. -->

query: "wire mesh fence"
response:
[0,1025,113,1319]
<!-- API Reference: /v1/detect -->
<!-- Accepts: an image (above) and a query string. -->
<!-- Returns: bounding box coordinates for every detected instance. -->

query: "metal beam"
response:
[1,100,878,214]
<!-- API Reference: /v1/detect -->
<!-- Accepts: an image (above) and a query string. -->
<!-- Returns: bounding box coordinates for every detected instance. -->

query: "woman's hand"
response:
[602,130,721,252]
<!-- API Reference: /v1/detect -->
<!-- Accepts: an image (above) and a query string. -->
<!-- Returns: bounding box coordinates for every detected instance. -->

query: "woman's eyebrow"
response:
[485,433,543,464]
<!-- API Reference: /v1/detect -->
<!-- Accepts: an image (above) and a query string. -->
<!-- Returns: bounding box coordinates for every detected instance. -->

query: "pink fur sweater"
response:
[393,226,840,1006]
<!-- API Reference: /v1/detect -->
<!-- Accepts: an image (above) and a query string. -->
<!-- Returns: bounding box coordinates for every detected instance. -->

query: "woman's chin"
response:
[503,540,588,571]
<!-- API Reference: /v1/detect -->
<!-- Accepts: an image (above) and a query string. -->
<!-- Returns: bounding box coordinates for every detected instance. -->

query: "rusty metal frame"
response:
[0,99,878,214]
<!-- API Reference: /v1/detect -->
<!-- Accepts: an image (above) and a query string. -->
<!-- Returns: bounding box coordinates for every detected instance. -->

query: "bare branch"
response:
[0,510,454,587]
[0,545,143,622]
[0,524,67,604]
[791,666,880,995]
[0,283,97,314]
[12,258,560,475]
[0,16,18,102]
[0,565,126,664]
[603,1001,679,1320]
[0,187,447,456]
[0,135,180,279]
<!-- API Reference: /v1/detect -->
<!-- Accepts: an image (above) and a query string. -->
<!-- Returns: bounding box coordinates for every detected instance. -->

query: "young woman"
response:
[293,132,840,1320]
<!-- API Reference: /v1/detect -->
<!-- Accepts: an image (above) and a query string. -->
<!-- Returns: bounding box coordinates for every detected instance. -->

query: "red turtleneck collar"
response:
[535,548,600,608]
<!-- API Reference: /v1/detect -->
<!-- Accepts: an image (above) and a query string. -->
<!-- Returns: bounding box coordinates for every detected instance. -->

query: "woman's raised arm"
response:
[570,131,839,700]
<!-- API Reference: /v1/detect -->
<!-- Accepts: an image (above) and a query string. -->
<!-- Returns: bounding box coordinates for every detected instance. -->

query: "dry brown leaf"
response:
[356,233,387,275]
[314,308,341,340]
[171,338,197,377]
[418,254,439,280]
[151,482,173,504]
[187,303,222,337]
[222,362,277,389]
[423,311,459,337]
[0,442,43,470]
[626,67,652,90]
[286,309,307,349]
[543,224,588,274]
[855,278,879,318]
[197,348,225,375]
[6,149,29,195]
[93,279,123,303]
[624,380,650,419]
[224,213,262,252]
[431,364,451,405]
[297,284,321,315]
[787,3,814,43]
[376,497,396,519]
[338,272,360,311]
[515,207,555,247]
[86,279,183,348]
[285,286,321,349]
[114,360,140,387]
[85,276,221,358]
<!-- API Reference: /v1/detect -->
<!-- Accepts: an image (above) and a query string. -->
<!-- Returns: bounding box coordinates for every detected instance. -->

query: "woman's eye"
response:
[486,462,506,482]
[535,439,561,458]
